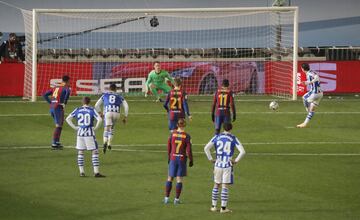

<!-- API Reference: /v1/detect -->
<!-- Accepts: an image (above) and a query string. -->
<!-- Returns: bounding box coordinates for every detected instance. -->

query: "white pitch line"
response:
[245,153,360,156]
[0,145,359,156]
[1,112,360,117]
[128,112,360,115]
[1,98,360,103]
[111,141,360,146]
[1,141,360,148]
[0,113,49,117]
[0,99,280,103]
[0,99,286,103]
[110,148,360,156]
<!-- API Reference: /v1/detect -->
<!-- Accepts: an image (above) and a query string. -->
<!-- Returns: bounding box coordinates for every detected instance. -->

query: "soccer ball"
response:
[269,101,279,110]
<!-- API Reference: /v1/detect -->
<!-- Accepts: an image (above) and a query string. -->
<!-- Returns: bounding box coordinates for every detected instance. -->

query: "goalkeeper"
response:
[145,61,175,102]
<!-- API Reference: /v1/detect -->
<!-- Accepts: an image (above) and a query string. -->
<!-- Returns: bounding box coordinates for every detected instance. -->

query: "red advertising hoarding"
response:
[266,61,360,96]
[0,61,359,97]
[0,63,25,96]
[36,63,93,95]
[297,61,360,95]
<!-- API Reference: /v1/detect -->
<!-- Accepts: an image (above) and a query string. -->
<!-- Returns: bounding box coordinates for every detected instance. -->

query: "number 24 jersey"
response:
[210,133,241,168]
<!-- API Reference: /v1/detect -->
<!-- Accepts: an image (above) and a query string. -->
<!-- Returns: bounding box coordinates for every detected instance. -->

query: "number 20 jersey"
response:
[100,92,125,113]
[69,106,101,137]
[210,133,241,168]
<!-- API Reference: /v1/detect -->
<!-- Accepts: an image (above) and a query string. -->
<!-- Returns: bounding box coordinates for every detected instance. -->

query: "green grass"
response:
[0,95,360,220]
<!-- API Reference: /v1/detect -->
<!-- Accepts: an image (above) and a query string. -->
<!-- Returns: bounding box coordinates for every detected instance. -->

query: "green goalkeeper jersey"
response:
[145,70,174,87]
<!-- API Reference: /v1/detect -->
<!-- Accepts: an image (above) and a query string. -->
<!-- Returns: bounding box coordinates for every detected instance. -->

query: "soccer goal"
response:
[21,7,298,101]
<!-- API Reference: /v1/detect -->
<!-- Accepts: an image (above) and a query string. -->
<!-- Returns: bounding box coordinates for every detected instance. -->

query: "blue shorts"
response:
[168,113,184,130]
[50,106,64,126]
[168,158,187,177]
[215,115,231,130]
[169,119,178,130]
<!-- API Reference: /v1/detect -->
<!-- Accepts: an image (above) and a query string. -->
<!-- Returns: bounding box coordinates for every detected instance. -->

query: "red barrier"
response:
[1,61,360,97]
[266,61,360,96]
[297,61,360,95]
[37,63,93,96]
[0,63,24,96]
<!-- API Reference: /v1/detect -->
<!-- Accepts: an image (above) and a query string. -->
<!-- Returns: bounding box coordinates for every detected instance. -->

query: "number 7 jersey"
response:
[168,131,193,162]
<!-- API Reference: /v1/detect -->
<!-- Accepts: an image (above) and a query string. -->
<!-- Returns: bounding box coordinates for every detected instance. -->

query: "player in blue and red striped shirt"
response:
[163,78,192,132]
[43,75,71,150]
[164,118,193,205]
[211,79,236,134]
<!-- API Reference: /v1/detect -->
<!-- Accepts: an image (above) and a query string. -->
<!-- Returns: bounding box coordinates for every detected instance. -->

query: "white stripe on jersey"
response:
[307,70,322,94]
[105,105,120,113]
[77,127,95,137]
[215,155,232,168]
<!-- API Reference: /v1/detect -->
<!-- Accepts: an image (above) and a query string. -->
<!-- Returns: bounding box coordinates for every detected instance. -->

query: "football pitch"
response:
[0,95,359,220]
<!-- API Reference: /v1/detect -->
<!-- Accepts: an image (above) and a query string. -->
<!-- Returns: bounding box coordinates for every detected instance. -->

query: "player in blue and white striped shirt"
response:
[95,83,129,153]
[66,97,104,177]
[204,123,245,213]
[297,63,323,128]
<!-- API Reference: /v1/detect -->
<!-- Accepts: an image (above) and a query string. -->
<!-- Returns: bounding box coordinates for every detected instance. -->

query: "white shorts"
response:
[304,92,323,106]
[104,112,120,126]
[214,166,234,184]
[76,136,98,151]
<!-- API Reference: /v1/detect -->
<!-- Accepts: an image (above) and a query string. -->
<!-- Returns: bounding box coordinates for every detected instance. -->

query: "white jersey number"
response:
[216,141,231,155]
[109,95,116,104]
[78,113,91,126]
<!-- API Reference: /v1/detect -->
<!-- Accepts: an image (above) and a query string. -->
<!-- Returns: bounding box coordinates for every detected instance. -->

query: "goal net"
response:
[21,7,298,101]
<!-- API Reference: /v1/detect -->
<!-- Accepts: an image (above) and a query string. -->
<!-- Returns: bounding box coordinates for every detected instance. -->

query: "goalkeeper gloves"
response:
[211,114,215,122]
[232,114,236,122]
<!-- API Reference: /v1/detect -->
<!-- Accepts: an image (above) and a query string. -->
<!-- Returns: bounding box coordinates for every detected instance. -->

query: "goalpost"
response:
[22,7,298,101]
